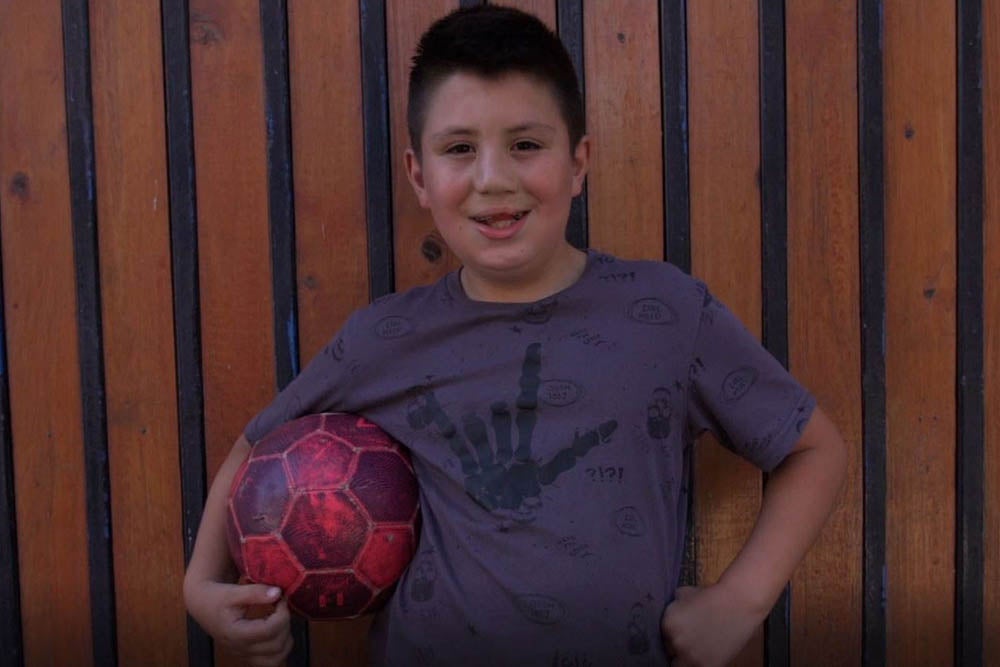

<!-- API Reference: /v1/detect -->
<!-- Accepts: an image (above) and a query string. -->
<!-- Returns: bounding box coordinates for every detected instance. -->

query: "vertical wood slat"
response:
[0,1,95,664]
[584,0,663,260]
[786,2,863,665]
[89,0,190,664]
[956,2,985,665]
[387,0,458,292]
[858,2,888,665]
[757,2,789,661]
[884,1,957,665]
[257,3,311,665]
[288,0,373,662]
[984,1,1000,663]
[0,208,23,667]
[188,2,276,666]
[61,0,119,664]
[161,0,215,663]
[687,1,763,664]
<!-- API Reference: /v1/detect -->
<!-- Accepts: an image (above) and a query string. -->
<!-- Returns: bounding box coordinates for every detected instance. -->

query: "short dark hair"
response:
[407,5,585,156]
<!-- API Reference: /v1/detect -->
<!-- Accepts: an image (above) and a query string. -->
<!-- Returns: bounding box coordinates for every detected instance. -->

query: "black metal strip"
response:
[160,0,213,663]
[758,1,790,664]
[657,0,695,587]
[659,0,690,272]
[60,1,117,665]
[956,1,985,665]
[259,2,310,664]
[0,213,24,667]
[360,0,395,298]
[858,2,887,665]
[557,0,588,249]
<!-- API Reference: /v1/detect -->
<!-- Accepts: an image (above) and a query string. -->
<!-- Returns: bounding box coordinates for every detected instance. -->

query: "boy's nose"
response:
[472,148,516,193]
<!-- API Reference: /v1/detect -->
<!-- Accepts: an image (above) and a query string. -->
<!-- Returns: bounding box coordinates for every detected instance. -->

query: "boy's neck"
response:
[459,245,588,304]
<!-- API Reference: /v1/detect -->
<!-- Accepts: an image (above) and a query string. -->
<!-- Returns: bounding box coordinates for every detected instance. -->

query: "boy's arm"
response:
[662,405,848,666]
[183,435,294,667]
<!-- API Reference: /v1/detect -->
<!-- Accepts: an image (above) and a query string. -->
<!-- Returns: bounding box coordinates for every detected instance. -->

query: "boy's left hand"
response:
[661,584,762,667]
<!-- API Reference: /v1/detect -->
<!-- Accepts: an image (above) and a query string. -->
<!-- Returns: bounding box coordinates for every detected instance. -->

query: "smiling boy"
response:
[184,6,847,666]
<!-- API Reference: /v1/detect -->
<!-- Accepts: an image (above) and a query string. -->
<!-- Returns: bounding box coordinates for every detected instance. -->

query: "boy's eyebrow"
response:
[430,122,557,141]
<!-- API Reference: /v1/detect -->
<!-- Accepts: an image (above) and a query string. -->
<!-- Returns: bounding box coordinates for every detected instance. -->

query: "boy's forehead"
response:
[421,71,566,129]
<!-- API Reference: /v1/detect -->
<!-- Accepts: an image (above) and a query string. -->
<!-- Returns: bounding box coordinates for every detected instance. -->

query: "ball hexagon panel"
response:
[285,433,354,490]
[282,490,369,569]
[291,572,374,619]
[252,414,324,457]
[357,526,417,589]
[231,457,291,536]
[243,536,303,591]
[351,450,419,522]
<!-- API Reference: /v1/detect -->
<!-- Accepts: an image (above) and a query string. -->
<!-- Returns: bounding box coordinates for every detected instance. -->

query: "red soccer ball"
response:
[226,413,420,620]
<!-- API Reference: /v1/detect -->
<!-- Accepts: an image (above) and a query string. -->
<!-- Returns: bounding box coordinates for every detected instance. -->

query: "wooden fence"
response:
[0,1,996,666]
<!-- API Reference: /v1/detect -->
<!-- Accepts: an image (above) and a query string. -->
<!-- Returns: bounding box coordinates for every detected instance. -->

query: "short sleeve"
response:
[686,283,816,472]
[242,313,359,443]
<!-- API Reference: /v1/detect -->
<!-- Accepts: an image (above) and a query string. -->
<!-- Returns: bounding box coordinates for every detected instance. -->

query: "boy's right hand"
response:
[186,580,293,667]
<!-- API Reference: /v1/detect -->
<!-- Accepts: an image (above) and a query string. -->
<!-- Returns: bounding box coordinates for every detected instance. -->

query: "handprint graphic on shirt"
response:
[406,343,618,512]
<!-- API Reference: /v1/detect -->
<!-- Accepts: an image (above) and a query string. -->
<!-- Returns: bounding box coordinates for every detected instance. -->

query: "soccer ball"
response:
[226,413,420,620]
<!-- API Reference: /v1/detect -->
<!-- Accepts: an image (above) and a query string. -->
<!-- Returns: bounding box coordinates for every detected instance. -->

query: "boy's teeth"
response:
[473,211,526,226]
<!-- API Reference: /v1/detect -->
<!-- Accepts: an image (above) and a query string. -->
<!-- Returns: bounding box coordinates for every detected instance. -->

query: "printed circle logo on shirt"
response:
[514,594,566,625]
[539,379,582,407]
[374,315,414,339]
[722,366,759,402]
[614,506,646,536]
[627,298,678,325]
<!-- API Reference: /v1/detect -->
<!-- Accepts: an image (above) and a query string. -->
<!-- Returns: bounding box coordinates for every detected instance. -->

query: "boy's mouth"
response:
[470,210,529,230]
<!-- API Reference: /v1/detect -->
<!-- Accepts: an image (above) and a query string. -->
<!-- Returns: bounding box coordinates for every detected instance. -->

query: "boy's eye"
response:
[445,143,474,155]
[512,140,542,152]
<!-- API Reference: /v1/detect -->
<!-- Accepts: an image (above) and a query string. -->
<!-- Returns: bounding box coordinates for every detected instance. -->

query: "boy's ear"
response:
[404,147,430,208]
[570,135,591,197]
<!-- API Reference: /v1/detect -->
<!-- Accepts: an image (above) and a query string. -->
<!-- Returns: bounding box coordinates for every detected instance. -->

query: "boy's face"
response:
[405,72,589,300]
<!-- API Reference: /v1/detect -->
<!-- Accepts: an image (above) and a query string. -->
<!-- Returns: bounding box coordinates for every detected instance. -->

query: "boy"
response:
[184,6,847,666]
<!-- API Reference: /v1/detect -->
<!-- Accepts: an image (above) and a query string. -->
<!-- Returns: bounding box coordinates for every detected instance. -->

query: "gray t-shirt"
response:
[245,250,815,666]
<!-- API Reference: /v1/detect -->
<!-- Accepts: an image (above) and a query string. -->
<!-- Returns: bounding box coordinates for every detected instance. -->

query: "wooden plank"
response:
[88,0,188,665]
[388,0,459,292]
[188,1,275,665]
[494,0,555,30]
[0,1,94,664]
[686,1,762,664]
[984,0,999,662]
[287,0,372,664]
[583,0,662,260]
[884,2,957,665]
[785,1,863,664]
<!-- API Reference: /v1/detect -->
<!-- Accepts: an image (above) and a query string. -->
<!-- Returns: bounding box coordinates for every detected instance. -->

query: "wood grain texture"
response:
[493,0,555,30]
[388,0,459,292]
[686,1,762,664]
[287,0,373,663]
[88,0,188,664]
[583,0,663,260]
[785,1,863,664]
[0,1,94,664]
[188,1,275,665]
[984,0,999,662]
[884,2,957,665]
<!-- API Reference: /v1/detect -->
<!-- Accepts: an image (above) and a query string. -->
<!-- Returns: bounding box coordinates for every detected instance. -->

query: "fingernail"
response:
[267,587,280,599]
